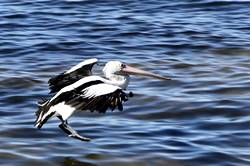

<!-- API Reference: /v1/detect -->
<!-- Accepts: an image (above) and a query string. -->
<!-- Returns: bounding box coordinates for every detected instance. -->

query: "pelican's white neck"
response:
[105,74,130,90]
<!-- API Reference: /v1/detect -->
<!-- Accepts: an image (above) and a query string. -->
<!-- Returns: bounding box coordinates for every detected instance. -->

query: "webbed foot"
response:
[59,123,91,142]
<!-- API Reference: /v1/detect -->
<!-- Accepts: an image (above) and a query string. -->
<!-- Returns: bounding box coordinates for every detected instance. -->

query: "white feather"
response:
[51,102,76,120]
[65,58,98,74]
[83,83,120,98]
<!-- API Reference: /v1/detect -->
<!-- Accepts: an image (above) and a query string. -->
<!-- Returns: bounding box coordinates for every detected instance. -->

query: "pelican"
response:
[35,58,170,141]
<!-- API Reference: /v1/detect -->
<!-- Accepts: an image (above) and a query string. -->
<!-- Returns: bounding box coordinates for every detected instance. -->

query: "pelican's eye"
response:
[121,64,126,69]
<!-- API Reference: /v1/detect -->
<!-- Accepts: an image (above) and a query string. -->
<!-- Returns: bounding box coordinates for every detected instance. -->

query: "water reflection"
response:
[61,157,98,166]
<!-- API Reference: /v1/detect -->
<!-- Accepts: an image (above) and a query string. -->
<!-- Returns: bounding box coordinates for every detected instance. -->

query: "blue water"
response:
[1,0,250,165]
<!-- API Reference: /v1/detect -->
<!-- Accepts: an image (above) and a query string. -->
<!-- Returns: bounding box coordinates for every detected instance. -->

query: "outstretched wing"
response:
[49,82,129,114]
[35,76,105,127]
[67,83,129,113]
[48,58,98,93]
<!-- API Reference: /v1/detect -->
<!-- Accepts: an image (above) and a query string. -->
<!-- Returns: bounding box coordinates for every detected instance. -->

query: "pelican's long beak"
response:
[120,65,171,80]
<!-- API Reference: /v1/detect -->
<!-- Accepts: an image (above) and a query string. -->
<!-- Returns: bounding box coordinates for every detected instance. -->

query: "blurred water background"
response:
[1,0,250,165]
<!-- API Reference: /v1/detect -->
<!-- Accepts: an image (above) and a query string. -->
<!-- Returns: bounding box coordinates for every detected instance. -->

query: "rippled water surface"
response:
[1,0,250,165]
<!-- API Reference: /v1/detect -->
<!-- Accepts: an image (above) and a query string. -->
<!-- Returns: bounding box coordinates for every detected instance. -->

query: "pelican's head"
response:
[103,61,171,89]
[103,61,126,79]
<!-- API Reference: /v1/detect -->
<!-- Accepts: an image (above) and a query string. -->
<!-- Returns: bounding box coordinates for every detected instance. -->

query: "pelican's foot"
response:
[69,134,91,142]
[59,123,91,142]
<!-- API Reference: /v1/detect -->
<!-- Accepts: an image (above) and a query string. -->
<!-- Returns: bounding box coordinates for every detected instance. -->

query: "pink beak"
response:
[120,65,171,80]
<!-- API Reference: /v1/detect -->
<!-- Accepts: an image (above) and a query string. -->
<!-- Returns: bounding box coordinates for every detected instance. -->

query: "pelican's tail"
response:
[35,99,53,129]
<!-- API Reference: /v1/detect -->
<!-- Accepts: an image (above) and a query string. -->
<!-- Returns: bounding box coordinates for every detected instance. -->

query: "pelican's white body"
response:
[50,102,75,121]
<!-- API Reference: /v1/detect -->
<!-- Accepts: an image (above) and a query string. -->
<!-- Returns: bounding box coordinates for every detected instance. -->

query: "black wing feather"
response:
[48,80,104,108]
[47,76,130,114]
[48,59,97,93]
[66,89,129,114]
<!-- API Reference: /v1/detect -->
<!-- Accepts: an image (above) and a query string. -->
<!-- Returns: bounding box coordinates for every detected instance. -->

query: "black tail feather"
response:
[35,99,50,128]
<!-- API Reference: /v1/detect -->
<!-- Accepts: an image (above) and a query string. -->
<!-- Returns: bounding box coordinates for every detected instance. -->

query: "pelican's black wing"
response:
[66,84,129,113]
[48,58,98,93]
[49,82,129,114]
[35,76,105,128]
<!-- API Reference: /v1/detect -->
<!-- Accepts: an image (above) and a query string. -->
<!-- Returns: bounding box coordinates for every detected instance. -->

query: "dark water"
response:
[1,0,250,165]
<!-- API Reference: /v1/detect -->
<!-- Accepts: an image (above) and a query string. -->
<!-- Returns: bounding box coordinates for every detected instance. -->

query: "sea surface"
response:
[1,0,250,165]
